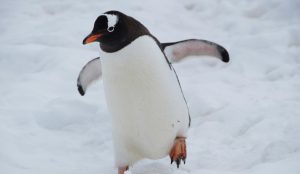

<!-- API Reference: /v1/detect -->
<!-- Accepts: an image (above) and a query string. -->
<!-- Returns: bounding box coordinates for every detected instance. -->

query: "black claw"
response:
[176,159,180,168]
[183,157,186,164]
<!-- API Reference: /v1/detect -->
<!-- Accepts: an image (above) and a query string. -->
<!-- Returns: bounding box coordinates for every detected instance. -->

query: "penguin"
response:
[78,10,229,174]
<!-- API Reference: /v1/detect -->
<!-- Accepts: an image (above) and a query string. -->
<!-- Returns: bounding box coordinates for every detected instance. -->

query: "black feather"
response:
[216,45,230,63]
[77,84,85,96]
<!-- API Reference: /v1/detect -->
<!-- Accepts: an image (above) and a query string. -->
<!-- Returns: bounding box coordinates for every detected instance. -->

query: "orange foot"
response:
[169,137,187,168]
[118,166,129,174]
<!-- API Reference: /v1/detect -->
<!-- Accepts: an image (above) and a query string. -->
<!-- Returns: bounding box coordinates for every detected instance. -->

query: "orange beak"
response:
[83,33,102,44]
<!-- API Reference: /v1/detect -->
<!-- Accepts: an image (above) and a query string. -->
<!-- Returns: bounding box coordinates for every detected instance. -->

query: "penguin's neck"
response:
[100,35,166,67]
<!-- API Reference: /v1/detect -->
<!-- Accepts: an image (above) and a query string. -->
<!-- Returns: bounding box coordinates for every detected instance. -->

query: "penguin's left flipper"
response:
[161,39,230,63]
[77,57,101,96]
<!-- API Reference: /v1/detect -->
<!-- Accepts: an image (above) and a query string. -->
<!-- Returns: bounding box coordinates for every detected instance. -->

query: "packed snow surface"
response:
[1,0,300,174]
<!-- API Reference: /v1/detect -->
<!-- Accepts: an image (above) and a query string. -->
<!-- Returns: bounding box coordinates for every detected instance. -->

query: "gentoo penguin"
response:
[78,10,229,174]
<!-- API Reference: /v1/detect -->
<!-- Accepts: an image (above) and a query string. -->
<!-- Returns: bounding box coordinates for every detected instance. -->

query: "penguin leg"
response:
[118,166,128,174]
[169,137,187,168]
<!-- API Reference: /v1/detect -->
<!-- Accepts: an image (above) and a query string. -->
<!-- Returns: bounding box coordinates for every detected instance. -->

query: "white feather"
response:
[100,36,189,167]
[103,14,118,28]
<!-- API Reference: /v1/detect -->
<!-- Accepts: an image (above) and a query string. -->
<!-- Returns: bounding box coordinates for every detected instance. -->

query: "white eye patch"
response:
[103,14,118,32]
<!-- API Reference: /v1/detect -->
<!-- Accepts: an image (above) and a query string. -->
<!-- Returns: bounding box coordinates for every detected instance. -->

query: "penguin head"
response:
[83,10,150,52]
[83,11,125,45]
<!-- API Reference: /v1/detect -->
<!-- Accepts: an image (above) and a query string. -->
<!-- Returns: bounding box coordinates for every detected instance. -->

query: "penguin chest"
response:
[101,36,189,160]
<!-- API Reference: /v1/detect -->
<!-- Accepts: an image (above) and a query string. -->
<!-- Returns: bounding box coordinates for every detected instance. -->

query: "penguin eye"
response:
[107,26,114,32]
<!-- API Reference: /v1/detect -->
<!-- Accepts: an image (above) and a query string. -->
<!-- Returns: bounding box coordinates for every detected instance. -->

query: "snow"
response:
[1,0,300,174]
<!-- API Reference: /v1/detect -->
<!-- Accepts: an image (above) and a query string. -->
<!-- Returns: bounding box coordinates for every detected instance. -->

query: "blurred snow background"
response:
[1,0,300,174]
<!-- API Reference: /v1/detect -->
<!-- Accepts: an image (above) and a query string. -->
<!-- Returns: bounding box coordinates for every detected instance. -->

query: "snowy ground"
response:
[1,0,300,174]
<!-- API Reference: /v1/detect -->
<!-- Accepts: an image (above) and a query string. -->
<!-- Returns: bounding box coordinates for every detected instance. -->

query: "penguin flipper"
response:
[77,57,101,96]
[161,39,230,63]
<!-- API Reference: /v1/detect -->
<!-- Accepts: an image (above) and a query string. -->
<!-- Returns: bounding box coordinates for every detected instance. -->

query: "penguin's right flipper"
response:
[161,39,230,63]
[77,57,101,96]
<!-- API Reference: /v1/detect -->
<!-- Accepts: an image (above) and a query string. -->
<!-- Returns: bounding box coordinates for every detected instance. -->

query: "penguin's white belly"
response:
[101,36,189,166]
